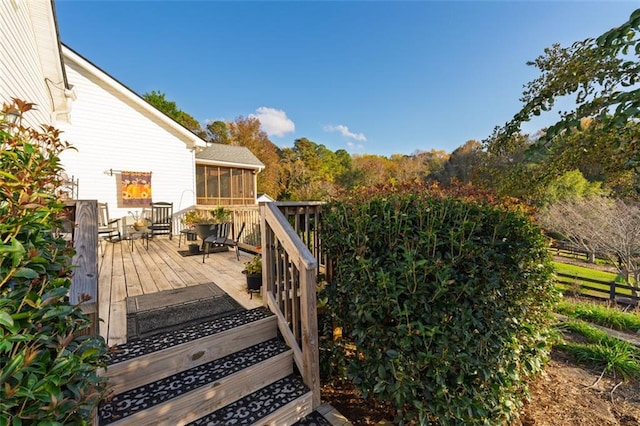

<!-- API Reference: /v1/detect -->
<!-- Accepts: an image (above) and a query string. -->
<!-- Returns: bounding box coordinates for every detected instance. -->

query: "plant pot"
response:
[134,225,149,232]
[194,223,216,241]
[246,273,262,298]
[188,243,200,255]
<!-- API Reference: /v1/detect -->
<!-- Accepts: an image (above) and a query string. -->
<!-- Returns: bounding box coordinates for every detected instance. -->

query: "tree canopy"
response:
[487,9,640,173]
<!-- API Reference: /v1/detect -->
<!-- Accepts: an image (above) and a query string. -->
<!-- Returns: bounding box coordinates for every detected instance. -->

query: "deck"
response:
[97,236,261,346]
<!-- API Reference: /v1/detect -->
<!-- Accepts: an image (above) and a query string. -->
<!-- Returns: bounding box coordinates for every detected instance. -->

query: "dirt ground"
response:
[321,349,640,425]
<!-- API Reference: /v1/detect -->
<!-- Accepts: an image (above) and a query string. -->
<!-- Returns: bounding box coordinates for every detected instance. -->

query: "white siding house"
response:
[0,0,73,128]
[2,2,265,232]
[59,45,205,221]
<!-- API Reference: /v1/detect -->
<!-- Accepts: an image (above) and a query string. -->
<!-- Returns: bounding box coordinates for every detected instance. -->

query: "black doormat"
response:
[126,282,244,339]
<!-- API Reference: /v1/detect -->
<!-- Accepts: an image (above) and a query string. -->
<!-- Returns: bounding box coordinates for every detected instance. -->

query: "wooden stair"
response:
[99,308,319,425]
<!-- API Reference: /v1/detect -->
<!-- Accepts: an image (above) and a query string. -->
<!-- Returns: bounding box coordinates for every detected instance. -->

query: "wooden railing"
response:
[174,203,326,259]
[260,202,321,409]
[64,200,99,336]
[273,202,326,274]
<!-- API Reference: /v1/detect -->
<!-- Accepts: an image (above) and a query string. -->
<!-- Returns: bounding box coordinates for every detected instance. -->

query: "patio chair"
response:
[149,202,173,239]
[98,202,121,241]
[203,222,245,263]
[98,202,121,256]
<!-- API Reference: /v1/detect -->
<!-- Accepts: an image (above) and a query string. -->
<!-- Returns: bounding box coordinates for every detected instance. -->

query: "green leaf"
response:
[13,268,38,279]
[0,310,14,328]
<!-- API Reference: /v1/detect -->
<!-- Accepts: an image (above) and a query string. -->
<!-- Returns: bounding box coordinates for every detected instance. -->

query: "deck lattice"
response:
[98,237,260,346]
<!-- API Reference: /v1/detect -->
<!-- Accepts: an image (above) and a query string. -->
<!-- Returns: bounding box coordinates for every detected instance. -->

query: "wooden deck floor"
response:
[98,236,261,346]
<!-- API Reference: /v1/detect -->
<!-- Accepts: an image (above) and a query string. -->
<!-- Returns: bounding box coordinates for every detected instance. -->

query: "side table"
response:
[178,228,198,248]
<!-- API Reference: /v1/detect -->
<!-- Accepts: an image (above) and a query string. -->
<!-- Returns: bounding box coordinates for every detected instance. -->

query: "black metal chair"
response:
[203,222,245,263]
[149,202,173,239]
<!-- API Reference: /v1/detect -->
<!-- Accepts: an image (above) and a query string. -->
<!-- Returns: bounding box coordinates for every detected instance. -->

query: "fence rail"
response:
[556,271,638,303]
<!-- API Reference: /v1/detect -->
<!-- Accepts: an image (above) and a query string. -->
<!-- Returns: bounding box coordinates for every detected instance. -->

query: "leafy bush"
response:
[320,183,557,424]
[0,100,107,423]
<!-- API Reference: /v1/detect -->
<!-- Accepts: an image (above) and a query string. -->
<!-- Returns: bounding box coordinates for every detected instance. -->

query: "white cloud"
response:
[323,124,367,142]
[346,141,365,150]
[250,107,295,137]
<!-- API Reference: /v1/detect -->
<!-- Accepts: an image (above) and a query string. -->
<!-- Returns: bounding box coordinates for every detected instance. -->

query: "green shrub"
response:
[320,184,557,425]
[0,100,107,423]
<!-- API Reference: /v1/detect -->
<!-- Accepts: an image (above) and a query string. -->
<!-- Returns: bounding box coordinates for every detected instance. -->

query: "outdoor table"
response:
[124,227,150,251]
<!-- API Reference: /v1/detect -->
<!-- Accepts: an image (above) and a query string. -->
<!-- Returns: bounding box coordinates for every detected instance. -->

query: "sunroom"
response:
[195,143,265,206]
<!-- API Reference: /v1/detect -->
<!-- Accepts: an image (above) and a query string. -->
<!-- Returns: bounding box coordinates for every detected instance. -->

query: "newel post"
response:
[300,264,321,408]
[68,200,99,336]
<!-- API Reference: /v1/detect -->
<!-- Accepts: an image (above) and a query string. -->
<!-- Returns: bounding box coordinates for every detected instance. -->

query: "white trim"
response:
[196,159,264,171]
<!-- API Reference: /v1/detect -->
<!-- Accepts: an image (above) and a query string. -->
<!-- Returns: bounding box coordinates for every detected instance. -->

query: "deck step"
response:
[187,375,313,426]
[99,338,292,425]
[105,308,276,395]
[107,307,272,365]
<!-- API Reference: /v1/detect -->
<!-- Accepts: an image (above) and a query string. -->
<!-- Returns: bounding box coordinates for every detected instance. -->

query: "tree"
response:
[437,140,484,185]
[488,9,640,175]
[350,154,393,187]
[227,116,280,197]
[540,196,640,293]
[206,120,230,145]
[143,90,204,137]
[540,169,605,206]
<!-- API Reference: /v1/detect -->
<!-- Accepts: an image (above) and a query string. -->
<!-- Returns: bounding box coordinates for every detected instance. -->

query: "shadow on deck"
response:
[98,236,261,347]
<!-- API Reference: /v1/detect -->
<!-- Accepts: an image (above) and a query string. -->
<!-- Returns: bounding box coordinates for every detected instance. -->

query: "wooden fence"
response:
[556,271,638,304]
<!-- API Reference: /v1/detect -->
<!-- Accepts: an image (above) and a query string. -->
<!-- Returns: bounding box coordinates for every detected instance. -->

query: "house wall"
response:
[0,0,53,127]
[59,60,197,228]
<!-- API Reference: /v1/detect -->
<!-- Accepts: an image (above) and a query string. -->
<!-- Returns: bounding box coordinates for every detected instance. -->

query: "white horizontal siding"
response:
[0,1,52,127]
[60,61,196,224]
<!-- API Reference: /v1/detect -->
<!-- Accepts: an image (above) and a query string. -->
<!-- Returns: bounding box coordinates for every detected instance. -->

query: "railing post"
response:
[299,264,321,408]
[259,202,271,308]
[68,200,99,336]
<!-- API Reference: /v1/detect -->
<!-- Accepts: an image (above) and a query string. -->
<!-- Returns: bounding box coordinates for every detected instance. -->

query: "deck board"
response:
[98,236,261,347]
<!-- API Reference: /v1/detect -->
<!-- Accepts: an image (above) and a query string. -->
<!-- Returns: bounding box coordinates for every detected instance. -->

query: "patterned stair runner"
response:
[99,338,289,424]
[187,375,310,425]
[105,307,272,365]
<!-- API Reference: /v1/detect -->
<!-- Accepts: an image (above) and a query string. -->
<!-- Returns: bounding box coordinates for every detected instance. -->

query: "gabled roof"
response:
[196,144,265,170]
[61,44,206,150]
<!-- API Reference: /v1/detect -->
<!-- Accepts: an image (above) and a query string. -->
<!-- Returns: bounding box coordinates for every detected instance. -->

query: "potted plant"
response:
[189,208,231,241]
[243,254,262,298]
[129,211,150,232]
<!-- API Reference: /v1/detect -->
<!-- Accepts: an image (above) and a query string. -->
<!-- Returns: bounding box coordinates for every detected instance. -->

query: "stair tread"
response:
[99,338,289,424]
[187,375,310,425]
[106,307,272,365]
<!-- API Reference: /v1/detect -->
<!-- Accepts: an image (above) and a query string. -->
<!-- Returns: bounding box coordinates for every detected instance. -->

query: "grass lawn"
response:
[553,261,632,298]
[553,261,623,282]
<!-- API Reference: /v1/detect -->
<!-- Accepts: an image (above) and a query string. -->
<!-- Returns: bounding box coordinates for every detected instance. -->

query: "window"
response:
[196,164,256,205]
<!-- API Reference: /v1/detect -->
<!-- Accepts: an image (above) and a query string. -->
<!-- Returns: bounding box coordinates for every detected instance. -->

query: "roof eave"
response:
[196,158,265,170]
[61,45,205,150]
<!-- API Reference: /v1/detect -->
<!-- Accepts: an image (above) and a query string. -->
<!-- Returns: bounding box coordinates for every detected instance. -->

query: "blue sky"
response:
[55,1,638,157]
